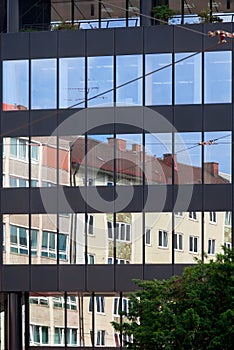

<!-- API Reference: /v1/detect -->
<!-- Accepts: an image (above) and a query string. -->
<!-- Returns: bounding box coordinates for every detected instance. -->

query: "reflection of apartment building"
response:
[0,1,234,349]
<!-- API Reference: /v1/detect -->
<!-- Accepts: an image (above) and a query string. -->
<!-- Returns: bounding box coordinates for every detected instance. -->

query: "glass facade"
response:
[0,16,234,350]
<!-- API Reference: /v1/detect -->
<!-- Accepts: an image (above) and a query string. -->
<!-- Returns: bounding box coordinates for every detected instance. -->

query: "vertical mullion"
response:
[64,292,68,347]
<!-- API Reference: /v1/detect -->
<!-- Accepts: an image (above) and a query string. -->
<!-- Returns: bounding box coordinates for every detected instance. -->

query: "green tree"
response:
[112,248,234,349]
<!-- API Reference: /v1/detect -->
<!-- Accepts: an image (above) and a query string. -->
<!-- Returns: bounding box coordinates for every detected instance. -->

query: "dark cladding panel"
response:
[59,266,86,291]
[30,31,57,58]
[59,187,86,213]
[87,265,114,292]
[174,25,203,52]
[115,27,143,55]
[204,104,232,131]
[30,110,58,136]
[204,23,232,51]
[144,25,173,53]
[31,265,58,291]
[115,265,143,291]
[86,29,114,56]
[174,105,203,132]
[58,30,86,57]
[31,188,57,214]
[144,264,173,280]
[1,111,30,136]
[204,184,232,211]
[143,185,172,212]
[1,189,29,213]
[174,184,202,212]
[2,265,30,291]
[1,32,29,59]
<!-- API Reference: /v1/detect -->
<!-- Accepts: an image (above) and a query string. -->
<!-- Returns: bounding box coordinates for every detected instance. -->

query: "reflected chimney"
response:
[204,162,219,177]
[107,138,127,152]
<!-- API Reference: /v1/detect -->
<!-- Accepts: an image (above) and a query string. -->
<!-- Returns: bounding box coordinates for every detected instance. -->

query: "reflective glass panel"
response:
[175,52,202,104]
[145,54,172,105]
[3,214,29,264]
[204,131,231,184]
[100,0,126,28]
[66,294,79,346]
[175,132,202,184]
[31,214,57,264]
[145,212,172,263]
[88,56,114,107]
[174,211,202,263]
[204,211,230,262]
[145,133,172,184]
[116,55,142,106]
[59,58,85,109]
[30,294,64,346]
[87,135,114,186]
[59,135,84,187]
[31,59,57,109]
[116,134,142,185]
[204,51,232,103]
[3,137,29,188]
[2,60,29,111]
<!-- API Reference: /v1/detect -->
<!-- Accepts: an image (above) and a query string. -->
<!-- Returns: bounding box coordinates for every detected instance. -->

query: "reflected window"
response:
[30,325,49,345]
[204,51,232,103]
[116,55,142,105]
[158,230,168,248]
[175,52,201,104]
[88,56,113,107]
[174,233,183,250]
[31,59,57,109]
[145,54,172,105]
[10,225,28,255]
[59,57,85,109]
[189,235,198,253]
[208,239,216,255]
[2,60,29,111]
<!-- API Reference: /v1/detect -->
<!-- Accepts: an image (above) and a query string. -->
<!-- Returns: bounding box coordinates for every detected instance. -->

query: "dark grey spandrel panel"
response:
[86,28,114,56]
[174,105,202,132]
[87,107,114,134]
[30,110,58,136]
[1,189,29,214]
[204,184,232,211]
[59,265,86,291]
[204,23,232,51]
[86,186,114,213]
[144,25,173,53]
[114,106,143,131]
[2,265,30,291]
[144,106,173,133]
[115,27,143,55]
[31,188,57,214]
[143,185,172,212]
[173,264,195,276]
[31,265,58,291]
[30,31,57,58]
[144,264,173,281]
[115,265,143,292]
[115,186,143,213]
[58,109,86,136]
[204,104,232,131]
[174,25,203,52]
[174,184,202,212]
[1,112,29,137]
[58,30,85,57]
[87,265,114,292]
[1,32,29,59]
[59,187,86,213]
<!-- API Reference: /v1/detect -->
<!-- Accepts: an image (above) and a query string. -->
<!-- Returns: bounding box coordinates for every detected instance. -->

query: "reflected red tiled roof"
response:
[71,138,229,184]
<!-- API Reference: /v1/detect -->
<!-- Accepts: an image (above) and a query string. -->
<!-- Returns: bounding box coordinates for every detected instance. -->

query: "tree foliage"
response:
[112,248,234,349]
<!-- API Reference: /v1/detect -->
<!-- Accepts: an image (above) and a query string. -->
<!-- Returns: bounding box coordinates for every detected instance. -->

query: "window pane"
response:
[145,133,172,184]
[204,51,232,103]
[31,59,57,109]
[2,60,29,111]
[204,131,231,184]
[87,56,113,107]
[145,213,172,263]
[59,57,85,109]
[175,53,201,104]
[116,55,142,106]
[145,53,172,105]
